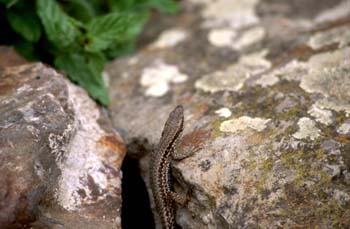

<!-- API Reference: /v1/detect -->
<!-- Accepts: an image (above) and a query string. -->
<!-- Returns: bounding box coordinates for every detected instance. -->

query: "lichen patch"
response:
[195,50,271,93]
[337,121,350,134]
[314,1,350,24]
[231,26,265,50]
[308,105,333,125]
[255,73,279,88]
[215,107,232,118]
[208,28,236,47]
[150,28,188,49]
[315,98,350,115]
[300,48,350,114]
[308,25,350,50]
[188,0,211,4]
[307,47,350,70]
[201,0,260,29]
[278,60,309,82]
[56,83,123,211]
[293,117,321,140]
[208,26,265,50]
[140,61,188,97]
[220,116,271,133]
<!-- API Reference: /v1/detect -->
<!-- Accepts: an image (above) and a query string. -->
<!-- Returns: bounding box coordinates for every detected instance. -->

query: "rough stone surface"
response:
[107,0,350,228]
[0,62,125,228]
[0,46,27,70]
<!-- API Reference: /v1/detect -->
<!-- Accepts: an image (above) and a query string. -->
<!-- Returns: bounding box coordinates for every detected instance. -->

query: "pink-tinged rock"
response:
[0,62,125,228]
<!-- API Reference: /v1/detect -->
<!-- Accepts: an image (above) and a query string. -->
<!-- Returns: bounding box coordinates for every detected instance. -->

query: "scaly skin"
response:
[150,105,184,229]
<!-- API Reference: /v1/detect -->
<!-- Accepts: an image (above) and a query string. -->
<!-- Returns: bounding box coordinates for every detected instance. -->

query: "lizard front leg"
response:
[171,140,201,161]
[169,190,190,206]
[169,147,196,207]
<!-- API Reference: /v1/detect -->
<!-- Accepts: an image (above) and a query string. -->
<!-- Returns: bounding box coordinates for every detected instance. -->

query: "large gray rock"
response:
[107,0,350,228]
[0,62,125,228]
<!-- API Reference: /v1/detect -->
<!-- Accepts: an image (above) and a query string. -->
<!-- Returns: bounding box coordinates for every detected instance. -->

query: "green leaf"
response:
[105,40,135,59]
[0,0,18,8]
[120,11,148,41]
[61,0,96,23]
[54,52,109,105]
[14,39,38,61]
[147,0,180,13]
[36,0,80,48]
[86,12,136,52]
[6,10,41,42]
[0,0,11,4]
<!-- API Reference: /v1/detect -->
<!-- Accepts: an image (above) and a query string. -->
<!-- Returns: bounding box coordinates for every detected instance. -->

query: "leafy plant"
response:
[0,0,179,105]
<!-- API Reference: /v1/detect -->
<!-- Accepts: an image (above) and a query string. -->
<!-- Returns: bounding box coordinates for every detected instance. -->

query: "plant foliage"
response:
[0,0,179,105]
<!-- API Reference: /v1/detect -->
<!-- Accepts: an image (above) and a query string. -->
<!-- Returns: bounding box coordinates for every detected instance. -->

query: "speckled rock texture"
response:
[107,0,350,228]
[0,60,125,228]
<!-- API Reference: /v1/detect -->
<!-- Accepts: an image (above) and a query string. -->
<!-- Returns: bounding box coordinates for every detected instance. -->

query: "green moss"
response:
[274,144,350,226]
[316,149,324,160]
[252,152,275,191]
[229,79,313,123]
[278,105,304,121]
[211,117,226,138]
[257,171,270,192]
[209,70,350,226]
[275,180,350,227]
[246,150,257,171]
[262,157,274,171]
[334,111,348,124]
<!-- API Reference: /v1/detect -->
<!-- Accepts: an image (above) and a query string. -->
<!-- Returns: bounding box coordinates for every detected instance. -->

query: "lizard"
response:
[149,105,192,229]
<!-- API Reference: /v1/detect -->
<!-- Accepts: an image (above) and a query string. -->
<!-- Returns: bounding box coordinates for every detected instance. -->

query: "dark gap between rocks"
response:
[121,155,155,229]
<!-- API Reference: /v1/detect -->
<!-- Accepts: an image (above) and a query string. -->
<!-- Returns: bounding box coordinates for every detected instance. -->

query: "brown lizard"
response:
[150,105,191,229]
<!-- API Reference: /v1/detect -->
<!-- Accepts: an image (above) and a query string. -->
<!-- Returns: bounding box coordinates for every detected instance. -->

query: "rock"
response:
[0,46,27,70]
[107,0,350,228]
[0,62,125,228]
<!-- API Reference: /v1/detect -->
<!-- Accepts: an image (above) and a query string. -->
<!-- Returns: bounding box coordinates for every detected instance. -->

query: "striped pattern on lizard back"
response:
[150,105,184,229]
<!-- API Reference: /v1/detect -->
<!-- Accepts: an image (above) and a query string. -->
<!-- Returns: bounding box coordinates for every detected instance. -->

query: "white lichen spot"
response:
[215,107,232,118]
[56,83,122,211]
[231,26,265,50]
[300,47,350,114]
[337,122,350,134]
[188,0,211,4]
[48,124,74,163]
[16,84,32,94]
[151,28,187,49]
[208,26,265,50]
[27,125,40,140]
[308,105,333,125]
[201,0,260,29]
[314,1,350,24]
[195,50,271,93]
[220,116,270,133]
[195,67,246,93]
[277,60,310,82]
[293,117,321,140]
[128,56,139,65]
[308,25,350,49]
[255,73,279,87]
[315,98,350,115]
[208,28,236,47]
[307,47,350,70]
[144,81,169,97]
[332,189,350,202]
[102,71,110,87]
[141,62,188,97]
[239,49,271,72]
[17,101,39,123]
